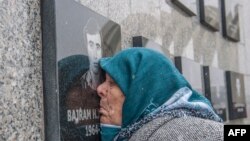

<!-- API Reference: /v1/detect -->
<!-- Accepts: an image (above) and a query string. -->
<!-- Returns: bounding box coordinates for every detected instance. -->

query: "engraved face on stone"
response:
[87,33,102,74]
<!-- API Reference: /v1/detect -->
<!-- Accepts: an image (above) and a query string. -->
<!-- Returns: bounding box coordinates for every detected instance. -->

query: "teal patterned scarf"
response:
[99,48,222,141]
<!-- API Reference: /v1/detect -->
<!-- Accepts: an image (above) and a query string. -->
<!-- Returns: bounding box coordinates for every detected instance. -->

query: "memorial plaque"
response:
[42,0,121,140]
[226,71,247,120]
[199,0,220,31]
[203,66,227,121]
[174,57,204,95]
[221,0,240,41]
[132,36,174,63]
[171,0,197,16]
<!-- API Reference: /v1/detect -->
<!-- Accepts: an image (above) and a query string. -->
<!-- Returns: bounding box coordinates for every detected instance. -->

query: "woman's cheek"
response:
[108,107,115,116]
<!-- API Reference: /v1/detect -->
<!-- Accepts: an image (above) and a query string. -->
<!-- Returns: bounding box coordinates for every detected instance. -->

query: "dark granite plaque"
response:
[226,71,247,120]
[132,36,174,63]
[42,0,121,140]
[171,0,197,16]
[174,57,204,95]
[203,66,228,121]
[221,0,240,41]
[199,0,220,31]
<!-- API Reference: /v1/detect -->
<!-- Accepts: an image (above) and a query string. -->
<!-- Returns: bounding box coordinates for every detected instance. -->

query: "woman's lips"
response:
[99,104,106,111]
[99,107,108,116]
[99,107,104,111]
[99,100,109,115]
[99,101,107,109]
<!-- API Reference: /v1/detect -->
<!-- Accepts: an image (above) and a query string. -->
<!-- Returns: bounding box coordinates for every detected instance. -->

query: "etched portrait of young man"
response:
[58,18,102,141]
[54,1,121,140]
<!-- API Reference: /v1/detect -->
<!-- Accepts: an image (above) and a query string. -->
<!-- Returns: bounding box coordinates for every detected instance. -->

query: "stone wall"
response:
[0,0,43,140]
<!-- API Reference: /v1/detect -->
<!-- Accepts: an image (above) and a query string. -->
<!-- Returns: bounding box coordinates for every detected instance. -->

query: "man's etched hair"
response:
[83,18,102,48]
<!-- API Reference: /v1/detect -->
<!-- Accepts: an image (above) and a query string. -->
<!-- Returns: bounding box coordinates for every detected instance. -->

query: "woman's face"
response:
[97,73,125,126]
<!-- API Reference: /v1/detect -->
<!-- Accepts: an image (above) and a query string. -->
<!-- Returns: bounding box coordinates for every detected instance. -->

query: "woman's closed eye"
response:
[108,80,117,88]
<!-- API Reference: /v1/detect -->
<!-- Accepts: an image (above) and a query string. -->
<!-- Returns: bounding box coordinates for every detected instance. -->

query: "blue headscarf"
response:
[99,48,222,141]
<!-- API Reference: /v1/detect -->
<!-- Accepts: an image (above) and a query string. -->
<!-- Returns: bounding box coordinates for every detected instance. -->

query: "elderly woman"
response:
[97,48,223,141]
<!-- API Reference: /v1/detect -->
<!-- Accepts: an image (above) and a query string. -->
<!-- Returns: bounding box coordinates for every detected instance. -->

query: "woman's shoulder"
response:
[129,116,224,141]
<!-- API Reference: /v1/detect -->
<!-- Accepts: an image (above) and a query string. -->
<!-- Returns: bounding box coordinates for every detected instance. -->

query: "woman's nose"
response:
[97,83,107,98]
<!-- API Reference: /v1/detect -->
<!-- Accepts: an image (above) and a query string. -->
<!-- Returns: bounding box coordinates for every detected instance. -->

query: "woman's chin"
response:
[100,116,111,124]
